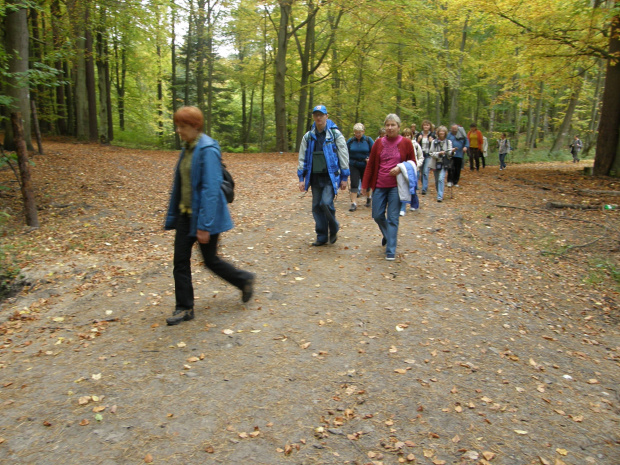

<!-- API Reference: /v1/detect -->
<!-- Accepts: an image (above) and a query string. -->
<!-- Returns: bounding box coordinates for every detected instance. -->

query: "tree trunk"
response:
[195,0,206,116]
[30,100,44,154]
[11,113,39,228]
[594,6,620,176]
[529,82,544,150]
[3,1,33,151]
[550,72,584,153]
[51,0,68,135]
[294,3,317,149]
[274,0,293,152]
[85,5,98,142]
[449,14,469,124]
[97,8,110,145]
[171,1,181,149]
[395,35,403,116]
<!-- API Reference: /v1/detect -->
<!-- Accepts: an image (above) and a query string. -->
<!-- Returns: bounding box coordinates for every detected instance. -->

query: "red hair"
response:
[173,106,204,130]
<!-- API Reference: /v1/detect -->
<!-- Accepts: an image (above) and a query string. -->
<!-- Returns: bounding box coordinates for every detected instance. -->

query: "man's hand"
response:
[299,181,306,192]
[339,181,347,190]
[463,147,468,153]
[197,229,210,244]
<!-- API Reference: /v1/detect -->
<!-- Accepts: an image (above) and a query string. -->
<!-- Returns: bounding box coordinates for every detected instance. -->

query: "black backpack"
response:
[347,135,372,153]
[221,162,234,203]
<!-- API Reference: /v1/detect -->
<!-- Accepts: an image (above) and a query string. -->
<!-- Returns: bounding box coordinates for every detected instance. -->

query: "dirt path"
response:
[1,143,619,465]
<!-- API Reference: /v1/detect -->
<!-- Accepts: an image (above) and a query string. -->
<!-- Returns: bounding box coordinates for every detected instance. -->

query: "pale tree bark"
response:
[550,70,584,153]
[449,14,469,124]
[97,8,110,145]
[84,4,98,142]
[274,0,293,152]
[3,0,33,151]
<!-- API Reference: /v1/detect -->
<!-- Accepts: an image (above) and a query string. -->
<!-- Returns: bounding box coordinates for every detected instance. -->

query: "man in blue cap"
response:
[297,105,350,246]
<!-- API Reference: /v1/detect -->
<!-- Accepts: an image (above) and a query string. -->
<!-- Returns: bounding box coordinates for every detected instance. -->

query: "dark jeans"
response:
[173,214,253,311]
[311,173,339,243]
[469,147,481,170]
[447,157,463,185]
[499,153,507,169]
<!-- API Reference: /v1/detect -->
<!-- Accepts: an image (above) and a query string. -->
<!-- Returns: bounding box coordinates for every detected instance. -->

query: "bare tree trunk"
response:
[449,14,469,124]
[3,1,32,151]
[51,0,68,135]
[30,100,44,154]
[171,1,181,149]
[85,5,98,142]
[97,8,110,145]
[528,82,544,150]
[550,71,584,153]
[274,0,293,152]
[11,113,39,228]
[594,2,620,176]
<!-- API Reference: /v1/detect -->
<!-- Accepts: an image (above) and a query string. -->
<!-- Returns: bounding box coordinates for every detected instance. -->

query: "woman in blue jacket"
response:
[164,106,254,326]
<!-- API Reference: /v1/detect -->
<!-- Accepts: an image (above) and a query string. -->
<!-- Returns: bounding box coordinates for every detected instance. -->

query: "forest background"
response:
[0,0,619,173]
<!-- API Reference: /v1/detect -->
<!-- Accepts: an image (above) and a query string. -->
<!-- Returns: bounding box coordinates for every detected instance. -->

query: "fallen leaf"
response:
[432,460,446,465]
[177,342,186,347]
[144,453,153,463]
[78,396,91,405]
[556,448,568,456]
[110,405,117,414]
[587,379,599,384]
[423,449,435,458]
[95,413,103,421]
[222,329,234,335]
[300,342,311,349]
[452,435,460,443]
[186,356,200,363]
[539,456,551,465]
[53,317,64,322]
[91,373,102,380]
[205,445,214,453]
[514,430,528,435]
[0,437,5,444]
[238,432,249,439]
[462,450,479,460]
[394,368,407,374]
[483,451,496,460]
[43,421,52,427]
[79,419,90,426]
[92,406,106,413]
[407,453,416,461]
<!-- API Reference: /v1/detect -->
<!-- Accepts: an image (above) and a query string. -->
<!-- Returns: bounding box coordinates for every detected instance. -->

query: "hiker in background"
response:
[446,124,469,187]
[498,133,511,170]
[416,120,435,196]
[428,125,455,203]
[164,106,255,326]
[362,114,416,260]
[410,123,418,139]
[346,123,374,211]
[569,135,582,163]
[481,134,488,168]
[467,123,484,171]
[400,128,423,215]
[297,105,350,246]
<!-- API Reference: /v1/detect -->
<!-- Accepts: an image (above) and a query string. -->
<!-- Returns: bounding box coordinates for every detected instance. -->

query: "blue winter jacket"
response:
[297,119,350,194]
[165,134,233,236]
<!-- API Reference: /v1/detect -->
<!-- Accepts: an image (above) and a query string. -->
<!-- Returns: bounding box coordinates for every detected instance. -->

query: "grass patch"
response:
[584,260,620,289]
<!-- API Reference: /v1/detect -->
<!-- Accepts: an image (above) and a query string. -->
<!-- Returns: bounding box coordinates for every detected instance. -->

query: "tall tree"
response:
[3,0,33,151]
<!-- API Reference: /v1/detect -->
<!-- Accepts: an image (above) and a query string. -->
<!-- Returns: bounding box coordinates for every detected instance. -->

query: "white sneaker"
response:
[447,182,453,187]
[409,207,417,211]
[454,184,459,187]
[399,211,405,216]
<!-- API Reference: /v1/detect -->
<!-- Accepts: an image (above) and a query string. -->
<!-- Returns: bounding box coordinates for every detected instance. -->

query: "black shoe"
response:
[421,191,427,195]
[311,241,327,246]
[366,198,371,207]
[166,308,194,326]
[330,229,338,244]
[349,203,357,212]
[242,275,255,303]
[382,237,387,246]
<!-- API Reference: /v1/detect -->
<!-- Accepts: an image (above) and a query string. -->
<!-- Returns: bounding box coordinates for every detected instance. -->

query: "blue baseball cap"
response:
[312,105,327,115]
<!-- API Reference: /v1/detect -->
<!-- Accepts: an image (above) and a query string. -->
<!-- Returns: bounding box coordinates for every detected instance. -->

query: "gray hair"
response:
[384,113,401,126]
[436,125,448,136]
[353,123,365,132]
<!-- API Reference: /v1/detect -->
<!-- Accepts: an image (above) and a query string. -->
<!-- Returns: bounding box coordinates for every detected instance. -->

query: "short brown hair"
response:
[174,106,204,130]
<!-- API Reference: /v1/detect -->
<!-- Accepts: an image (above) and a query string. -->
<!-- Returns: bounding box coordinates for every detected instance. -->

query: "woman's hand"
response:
[197,230,210,244]
[389,166,400,177]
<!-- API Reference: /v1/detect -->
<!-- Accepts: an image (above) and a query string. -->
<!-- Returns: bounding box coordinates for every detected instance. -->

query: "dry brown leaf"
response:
[483,451,496,460]
[205,445,214,453]
[144,453,153,463]
[79,419,90,426]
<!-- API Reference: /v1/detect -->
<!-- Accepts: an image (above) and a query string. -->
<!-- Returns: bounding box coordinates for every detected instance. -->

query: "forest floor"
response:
[0,141,619,465]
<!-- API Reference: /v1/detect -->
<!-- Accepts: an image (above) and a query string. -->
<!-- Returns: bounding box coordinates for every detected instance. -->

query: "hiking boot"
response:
[242,275,255,303]
[166,308,195,326]
[365,198,371,207]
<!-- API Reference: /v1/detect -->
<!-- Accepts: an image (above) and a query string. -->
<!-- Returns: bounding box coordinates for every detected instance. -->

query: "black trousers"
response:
[469,147,481,170]
[447,157,463,185]
[173,214,252,310]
